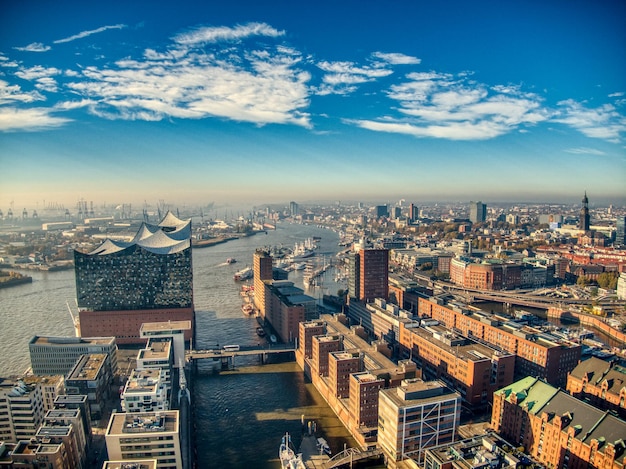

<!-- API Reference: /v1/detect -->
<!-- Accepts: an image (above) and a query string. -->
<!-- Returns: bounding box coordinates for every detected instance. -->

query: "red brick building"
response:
[492,377,626,469]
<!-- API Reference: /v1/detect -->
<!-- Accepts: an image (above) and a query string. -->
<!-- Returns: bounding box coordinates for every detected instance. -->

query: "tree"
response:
[597,272,619,290]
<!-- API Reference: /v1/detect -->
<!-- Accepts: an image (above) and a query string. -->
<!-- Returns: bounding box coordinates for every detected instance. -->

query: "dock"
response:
[298,434,330,469]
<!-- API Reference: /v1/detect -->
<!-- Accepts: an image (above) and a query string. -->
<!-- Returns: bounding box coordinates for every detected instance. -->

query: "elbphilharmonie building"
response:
[74,211,194,344]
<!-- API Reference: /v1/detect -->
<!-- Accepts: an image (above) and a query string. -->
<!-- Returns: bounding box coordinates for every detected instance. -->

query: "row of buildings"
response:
[1,321,191,468]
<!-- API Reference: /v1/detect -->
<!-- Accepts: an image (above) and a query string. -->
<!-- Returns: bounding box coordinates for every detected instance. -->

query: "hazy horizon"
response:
[1,1,624,210]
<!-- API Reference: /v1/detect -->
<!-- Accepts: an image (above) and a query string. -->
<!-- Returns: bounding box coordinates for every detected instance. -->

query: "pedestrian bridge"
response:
[324,447,382,468]
[186,343,296,361]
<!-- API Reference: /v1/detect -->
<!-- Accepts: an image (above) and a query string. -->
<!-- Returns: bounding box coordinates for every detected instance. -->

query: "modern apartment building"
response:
[121,368,169,413]
[65,353,112,420]
[74,211,194,344]
[492,377,626,469]
[0,378,45,442]
[2,440,67,468]
[378,379,461,467]
[139,321,190,369]
[136,336,174,386]
[28,335,117,377]
[22,374,65,413]
[418,296,581,387]
[105,411,182,469]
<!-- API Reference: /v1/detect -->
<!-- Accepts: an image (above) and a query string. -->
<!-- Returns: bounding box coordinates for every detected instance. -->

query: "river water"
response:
[0,222,356,468]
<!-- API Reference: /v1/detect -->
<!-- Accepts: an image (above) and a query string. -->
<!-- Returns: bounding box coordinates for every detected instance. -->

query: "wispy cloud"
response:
[564,147,606,155]
[315,60,394,95]
[554,100,626,143]
[351,72,549,140]
[0,80,45,105]
[63,25,311,127]
[53,24,127,44]
[0,107,71,131]
[0,54,19,67]
[14,42,51,52]
[372,52,421,65]
[173,22,284,45]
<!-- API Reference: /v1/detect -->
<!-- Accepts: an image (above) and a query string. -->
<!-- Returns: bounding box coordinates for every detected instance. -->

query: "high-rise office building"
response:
[359,248,389,302]
[579,191,590,231]
[375,205,388,218]
[73,212,194,344]
[409,203,418,222]
[469,201,486,223]
[615,216,626,247]
[253,248,274,317]
[289,201,299,217]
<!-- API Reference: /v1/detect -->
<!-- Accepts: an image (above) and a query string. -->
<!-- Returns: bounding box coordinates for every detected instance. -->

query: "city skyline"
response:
[1,0,625,209]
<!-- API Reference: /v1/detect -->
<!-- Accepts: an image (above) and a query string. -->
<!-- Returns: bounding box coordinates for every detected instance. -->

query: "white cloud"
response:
[608,92,624,98]
[554,99,626,143]
[0,55,19,67]
[53,24,127,44]
[315,60,393,95]
[372,52,421,65]
[0,107,70,131]
[65,36,311,126]
[173,22,284,45]
[14,42,51,52]
[15,66,61,81]
[564,147,606,156]
[357,72,549,140]
[0,79,45,105]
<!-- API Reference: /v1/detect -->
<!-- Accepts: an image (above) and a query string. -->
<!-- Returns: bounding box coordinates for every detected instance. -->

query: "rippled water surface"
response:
[1,222,355,467]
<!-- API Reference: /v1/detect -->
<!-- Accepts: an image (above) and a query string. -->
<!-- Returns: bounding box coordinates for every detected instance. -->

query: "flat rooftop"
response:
[107,411,179,436]
[30,336,115,346]
[140,320,191,334]
[138,338,172,361]
[67,353,106,381]
[124,369,161,394]
[103,461,158,469]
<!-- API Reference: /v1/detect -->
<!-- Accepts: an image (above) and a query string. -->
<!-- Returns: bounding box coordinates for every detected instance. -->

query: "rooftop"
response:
[107,411,179,436]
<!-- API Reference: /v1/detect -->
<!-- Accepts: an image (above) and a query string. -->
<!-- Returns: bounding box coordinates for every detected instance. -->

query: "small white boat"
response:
[279,433,305,469]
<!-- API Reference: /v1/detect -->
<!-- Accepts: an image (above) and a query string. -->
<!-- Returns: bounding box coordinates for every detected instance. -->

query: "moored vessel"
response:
[279,432,304,469]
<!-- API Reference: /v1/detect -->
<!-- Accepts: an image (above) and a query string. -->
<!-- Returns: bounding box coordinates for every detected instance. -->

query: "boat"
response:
[242,304,255,315]
[233,267,253,281]
[256,327,266,337]
[226,258,237,264]
[279,432,305,469]
[270,334,277,344]
[316,437,331,456]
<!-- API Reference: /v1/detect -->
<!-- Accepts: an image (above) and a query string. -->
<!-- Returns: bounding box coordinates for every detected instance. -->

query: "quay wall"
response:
[296,349,362,449]
[547,307,626,345]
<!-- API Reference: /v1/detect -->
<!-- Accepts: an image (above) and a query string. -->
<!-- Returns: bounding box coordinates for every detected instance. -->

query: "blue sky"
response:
[1,0,625,210]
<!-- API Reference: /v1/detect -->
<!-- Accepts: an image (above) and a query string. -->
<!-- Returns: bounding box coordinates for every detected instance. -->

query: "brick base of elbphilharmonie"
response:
[78,307,194,345]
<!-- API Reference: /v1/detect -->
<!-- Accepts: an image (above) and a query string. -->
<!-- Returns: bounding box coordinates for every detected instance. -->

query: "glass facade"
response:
[74,245,193,311]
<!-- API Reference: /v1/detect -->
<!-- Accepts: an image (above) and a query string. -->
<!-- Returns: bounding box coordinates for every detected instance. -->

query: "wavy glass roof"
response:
[89,211,191,256]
